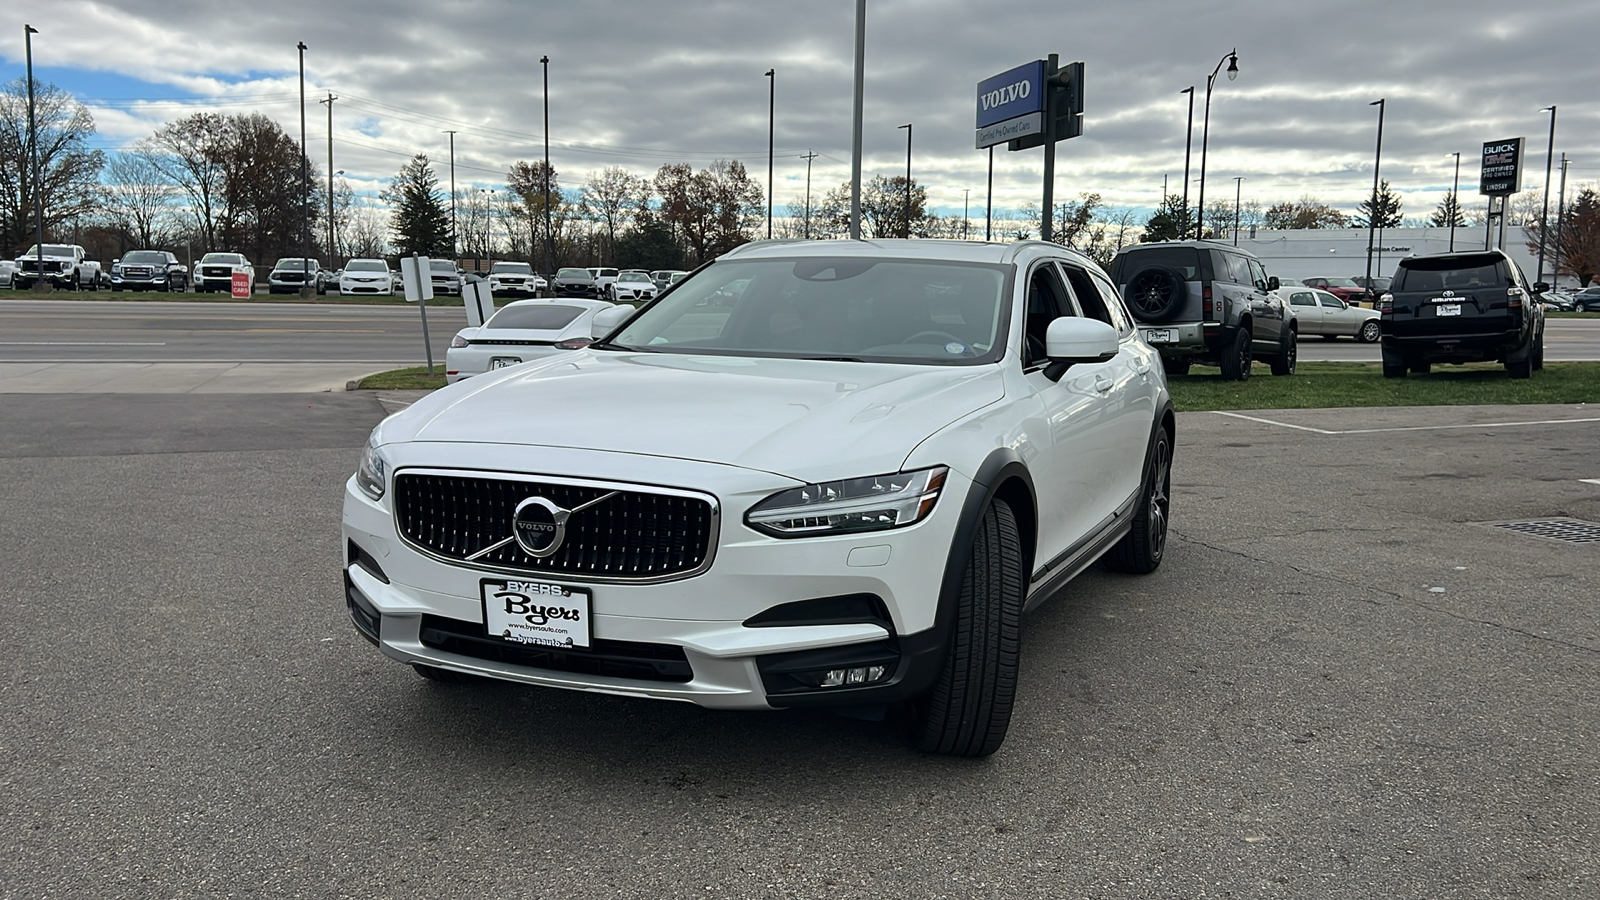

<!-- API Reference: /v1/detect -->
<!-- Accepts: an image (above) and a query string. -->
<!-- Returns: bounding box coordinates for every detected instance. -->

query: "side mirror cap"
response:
[1042,317,1119,380]
[590,304,634,340]
[1533,281,1549,293]
[1267,275,1280,291]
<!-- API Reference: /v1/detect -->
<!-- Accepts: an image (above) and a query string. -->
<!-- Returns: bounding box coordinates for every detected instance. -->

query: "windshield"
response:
[274,258,317,270]
[557,268,591,279]
[486,305,587,330]
[345,260,388,272]
[491,263,533,274]
[605,257,1010,366]
[1321,277,1360,288]
[618,272,650,283]
[201,253,243,264]
[124,251,166,264]
[429,260,456,272]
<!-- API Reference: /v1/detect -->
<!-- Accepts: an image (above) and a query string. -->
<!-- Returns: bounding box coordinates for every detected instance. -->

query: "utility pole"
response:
[849,0,865,239]
[1537,105,1557,284]
[297,41,312,299]
[1233,176,1243,246]
[765,68,775,240]
[1180,86,1194,237]
[800,150,818,239]
[1552,154,1570,287]
[320,92,337,262]
[898,123,912,239]
[445,131,457,261]
[963,189,970,240]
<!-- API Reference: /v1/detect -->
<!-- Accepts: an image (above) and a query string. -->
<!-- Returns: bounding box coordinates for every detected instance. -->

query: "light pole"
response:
[1196,50,1241,240]
[897,124,912,238]
[540,56,553,275]
[1537,105,1557,284]
[25,24,44,291]
[1232,176,1243,246]
[963,189,970,240]
[298,41,312,298]
[1180,86,1194,237]
[765,68,775,240]
[1448,151,1460,252]
[444,131,457,261]
[320,92,337,262]
[849,0,865,239]
[985,146,993,241]
[1364,98,1385,300]
[481,189,495,259]
[1194,50,1238,241]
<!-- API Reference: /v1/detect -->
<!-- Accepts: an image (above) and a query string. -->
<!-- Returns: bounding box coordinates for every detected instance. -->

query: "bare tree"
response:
[343,204,389,259]
[101,152,178,249]
[143,115,229,249]
[581,166,649,264]
[0,77,104,249]
[654,159,762,264]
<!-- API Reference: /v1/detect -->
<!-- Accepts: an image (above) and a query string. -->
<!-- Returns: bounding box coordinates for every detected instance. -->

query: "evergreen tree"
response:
[1141,193,1193,242]
[382,154,453,258]
[1429,191,1466,227]
[1356,179,1403,229]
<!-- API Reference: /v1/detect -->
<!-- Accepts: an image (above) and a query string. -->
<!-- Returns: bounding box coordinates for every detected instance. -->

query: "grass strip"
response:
[355,367,450,390]
[1170,361,1600,411]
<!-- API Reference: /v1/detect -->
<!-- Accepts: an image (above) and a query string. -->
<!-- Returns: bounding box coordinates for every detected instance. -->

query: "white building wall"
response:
[1228,227,1580,289]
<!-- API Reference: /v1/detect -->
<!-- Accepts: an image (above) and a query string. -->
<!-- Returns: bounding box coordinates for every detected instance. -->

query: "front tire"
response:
[1106,426,1172,575]
[1218,328,1252,381]
[1268,327,1297,376]
[912,499,1023,758]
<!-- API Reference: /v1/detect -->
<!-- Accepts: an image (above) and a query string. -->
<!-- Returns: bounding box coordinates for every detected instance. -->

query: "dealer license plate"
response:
[1436,304,1461,317]
[482,579,592,649]
[1141,328,1175,344]
[490,356,522,369]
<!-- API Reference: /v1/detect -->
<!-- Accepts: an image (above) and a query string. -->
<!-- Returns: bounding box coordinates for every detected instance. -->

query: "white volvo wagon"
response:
[343,239,1174,757]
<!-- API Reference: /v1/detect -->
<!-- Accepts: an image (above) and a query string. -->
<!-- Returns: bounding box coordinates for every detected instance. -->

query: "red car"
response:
[1302,276,1369,304]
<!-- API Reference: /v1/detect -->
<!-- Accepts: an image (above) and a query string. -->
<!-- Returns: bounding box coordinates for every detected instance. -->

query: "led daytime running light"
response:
[746,467,947,537]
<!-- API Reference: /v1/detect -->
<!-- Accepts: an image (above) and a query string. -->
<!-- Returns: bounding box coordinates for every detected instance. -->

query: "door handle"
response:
[1134,361,1152,376]
[1094,375,1114,393]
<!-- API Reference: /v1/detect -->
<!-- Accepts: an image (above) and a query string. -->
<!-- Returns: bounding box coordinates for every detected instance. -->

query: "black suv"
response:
[1379,250,1545,379]
[1109,240,1293,380]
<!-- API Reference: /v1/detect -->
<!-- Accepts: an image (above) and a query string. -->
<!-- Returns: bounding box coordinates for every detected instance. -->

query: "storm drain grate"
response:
[1486,518,1600,544]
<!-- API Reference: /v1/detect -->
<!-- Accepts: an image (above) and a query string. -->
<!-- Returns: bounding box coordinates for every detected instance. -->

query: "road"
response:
[1,392,1597,897]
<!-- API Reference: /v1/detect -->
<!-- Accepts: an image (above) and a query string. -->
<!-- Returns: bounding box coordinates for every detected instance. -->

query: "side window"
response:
[1024,263,1075,368]
[1318,295,1342,309]
[1246,258,1270,292]
[1289,291,1317,307]
[1059,262,1130,337]
[1219,252,1251,287]
[1087,271,1136,337]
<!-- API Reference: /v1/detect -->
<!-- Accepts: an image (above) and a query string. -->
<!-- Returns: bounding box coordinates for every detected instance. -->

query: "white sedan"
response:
[339,259,395,296]
[1284,287,1381,342]
[609,270,658,303]
[445,298,618,383]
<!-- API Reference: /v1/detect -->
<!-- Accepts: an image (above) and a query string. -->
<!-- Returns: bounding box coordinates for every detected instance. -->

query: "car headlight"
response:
[356,429,389,500]
[745,466,948,538]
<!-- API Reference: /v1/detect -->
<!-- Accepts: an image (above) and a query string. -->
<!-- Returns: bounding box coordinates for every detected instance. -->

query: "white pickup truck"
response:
[14,244,104,291]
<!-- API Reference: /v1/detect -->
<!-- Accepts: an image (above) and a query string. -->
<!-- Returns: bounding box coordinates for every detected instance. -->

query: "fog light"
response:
[820,666,887,688]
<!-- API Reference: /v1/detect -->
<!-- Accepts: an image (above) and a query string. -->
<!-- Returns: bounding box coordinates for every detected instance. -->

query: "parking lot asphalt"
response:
[1,395,1595,898]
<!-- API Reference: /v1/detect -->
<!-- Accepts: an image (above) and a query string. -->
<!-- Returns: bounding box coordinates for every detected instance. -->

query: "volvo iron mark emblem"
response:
[512,497,569,557]
[464,490,620,563]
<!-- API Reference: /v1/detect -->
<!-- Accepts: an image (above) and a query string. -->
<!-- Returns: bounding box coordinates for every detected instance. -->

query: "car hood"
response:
[383,351,1005,481]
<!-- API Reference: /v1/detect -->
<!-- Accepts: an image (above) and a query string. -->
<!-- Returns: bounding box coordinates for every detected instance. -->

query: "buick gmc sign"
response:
[1479,137,1524,196]
[976,60,1045,148]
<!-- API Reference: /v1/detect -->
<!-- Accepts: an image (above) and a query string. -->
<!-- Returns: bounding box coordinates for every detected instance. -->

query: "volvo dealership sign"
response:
[1480,137,1524,196]
[975,61,1045,149]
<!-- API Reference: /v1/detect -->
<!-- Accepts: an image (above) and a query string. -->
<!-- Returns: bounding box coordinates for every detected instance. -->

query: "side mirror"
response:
[1533,281,1549,293]
[590,304,634,339]
[1042,317,1119,381]
[1267,275,1280,291]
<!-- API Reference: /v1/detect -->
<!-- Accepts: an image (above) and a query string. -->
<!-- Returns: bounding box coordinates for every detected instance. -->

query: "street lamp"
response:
[1553,154,1570,287]
[1537,105,1557,284]
[898,123,912,239]
[1193,50,1238,240]
[801,150,818,239]
[765,68,775,240]
[24,24,44,290]
[849,0,866,240]
[541,56,553,275]
[1232,176,1244,246]
[1447,152,1461,252]
[1364,98,1385,300]
[298,41,312,299]
[1180,86,1194,236]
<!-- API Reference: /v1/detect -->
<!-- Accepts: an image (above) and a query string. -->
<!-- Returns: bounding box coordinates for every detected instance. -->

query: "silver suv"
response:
[1109,240,1295,380]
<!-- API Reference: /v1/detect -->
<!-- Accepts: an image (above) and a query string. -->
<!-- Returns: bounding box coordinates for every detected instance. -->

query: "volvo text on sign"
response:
[975,60,1045,149]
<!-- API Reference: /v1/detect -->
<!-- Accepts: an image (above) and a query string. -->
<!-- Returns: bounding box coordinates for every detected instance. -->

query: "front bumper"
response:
[340,448,966,709]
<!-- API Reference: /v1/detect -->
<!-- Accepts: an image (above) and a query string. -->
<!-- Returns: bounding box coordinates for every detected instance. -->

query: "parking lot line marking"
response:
[1581,479,1600,486]
[0,341,167,346]
[1211,412,1338,434]
[1212,411,1600,435]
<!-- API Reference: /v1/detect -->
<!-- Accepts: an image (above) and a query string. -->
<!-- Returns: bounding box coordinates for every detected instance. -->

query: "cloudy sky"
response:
[4,0,1597,224]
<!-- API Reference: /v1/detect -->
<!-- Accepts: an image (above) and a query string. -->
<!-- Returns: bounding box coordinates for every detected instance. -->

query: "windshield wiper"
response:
[589,341,659,353]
